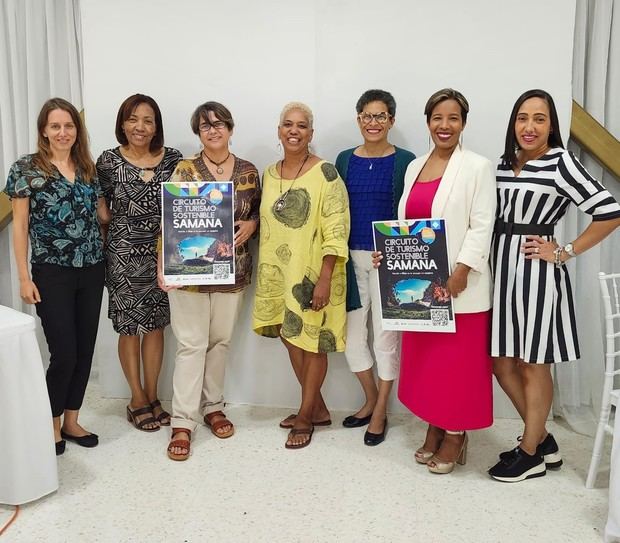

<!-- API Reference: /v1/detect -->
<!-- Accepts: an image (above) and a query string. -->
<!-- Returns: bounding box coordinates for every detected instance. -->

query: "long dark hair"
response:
[502,89,564,169]
[32,97,96,182]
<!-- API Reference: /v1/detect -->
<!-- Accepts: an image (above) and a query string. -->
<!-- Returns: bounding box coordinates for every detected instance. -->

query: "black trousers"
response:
[32,262,104,417]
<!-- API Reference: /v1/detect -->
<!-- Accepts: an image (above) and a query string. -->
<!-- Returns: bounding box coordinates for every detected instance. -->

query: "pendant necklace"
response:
[139,166,156,181]
[362,143,392,170]
[202,150,230,174]
[275,153,310,211]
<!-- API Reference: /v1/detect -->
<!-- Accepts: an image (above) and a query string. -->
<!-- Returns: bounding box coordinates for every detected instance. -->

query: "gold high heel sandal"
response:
[427,432,468,474]
[415,425,445,464]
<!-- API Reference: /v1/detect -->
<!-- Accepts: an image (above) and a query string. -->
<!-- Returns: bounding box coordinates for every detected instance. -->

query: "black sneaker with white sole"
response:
[489,447,546,483]
[498,433,563,469]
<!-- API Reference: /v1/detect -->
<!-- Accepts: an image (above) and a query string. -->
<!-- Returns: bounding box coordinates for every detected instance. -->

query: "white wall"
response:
[81,0,576,414]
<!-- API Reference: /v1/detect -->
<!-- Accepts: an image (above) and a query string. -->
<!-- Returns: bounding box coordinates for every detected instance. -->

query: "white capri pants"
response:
[345,249,399,381]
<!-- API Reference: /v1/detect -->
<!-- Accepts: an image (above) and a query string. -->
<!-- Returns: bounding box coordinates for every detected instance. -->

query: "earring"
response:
[459,133,464,148]
[428,135,431,151]
[277,141,282,154]
[229,138,232,147]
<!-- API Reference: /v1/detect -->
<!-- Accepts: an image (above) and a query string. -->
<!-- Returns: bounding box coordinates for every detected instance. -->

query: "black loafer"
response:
[60,430,99,448]
[364,419,388,446]
[55,440,66,456]
[342,413,372,428]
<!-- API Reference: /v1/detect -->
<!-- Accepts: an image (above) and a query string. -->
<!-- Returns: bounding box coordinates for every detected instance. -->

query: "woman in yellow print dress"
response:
[253,102,350,449]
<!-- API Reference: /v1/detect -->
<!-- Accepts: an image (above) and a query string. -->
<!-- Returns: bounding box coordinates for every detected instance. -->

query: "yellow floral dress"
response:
[253,161,350,353]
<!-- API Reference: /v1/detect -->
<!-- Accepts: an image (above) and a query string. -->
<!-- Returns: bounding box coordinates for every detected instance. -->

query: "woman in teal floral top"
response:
[4,97,110,456]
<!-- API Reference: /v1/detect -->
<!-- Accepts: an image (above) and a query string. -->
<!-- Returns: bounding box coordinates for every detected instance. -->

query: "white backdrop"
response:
[80,0,576,412]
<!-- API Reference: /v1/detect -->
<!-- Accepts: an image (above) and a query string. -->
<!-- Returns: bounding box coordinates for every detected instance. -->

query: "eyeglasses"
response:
[198,121,227,132]
[358,112,392,125]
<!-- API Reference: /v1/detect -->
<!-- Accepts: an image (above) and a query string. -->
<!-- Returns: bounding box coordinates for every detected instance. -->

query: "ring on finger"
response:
[534,247,539,254]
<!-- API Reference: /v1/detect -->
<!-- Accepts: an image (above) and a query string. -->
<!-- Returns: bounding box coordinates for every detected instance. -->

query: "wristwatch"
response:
[563,242,577,258]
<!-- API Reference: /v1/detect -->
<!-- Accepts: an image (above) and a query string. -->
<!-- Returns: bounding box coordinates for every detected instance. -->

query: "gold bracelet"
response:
[553,247,563,268]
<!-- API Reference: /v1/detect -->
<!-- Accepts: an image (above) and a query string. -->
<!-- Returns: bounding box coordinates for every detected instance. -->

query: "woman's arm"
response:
[312,255,337,311]
[12,197,40,304]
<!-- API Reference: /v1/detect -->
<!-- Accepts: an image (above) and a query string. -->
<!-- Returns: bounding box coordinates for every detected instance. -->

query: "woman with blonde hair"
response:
[253,102,350,449]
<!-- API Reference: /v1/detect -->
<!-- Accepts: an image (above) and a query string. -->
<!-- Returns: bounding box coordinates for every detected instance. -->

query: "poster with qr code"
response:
[161,181,235,285]
[373,219,455,332]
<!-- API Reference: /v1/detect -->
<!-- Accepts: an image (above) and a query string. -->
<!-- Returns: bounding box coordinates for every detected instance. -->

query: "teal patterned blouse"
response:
[4,154,104,267]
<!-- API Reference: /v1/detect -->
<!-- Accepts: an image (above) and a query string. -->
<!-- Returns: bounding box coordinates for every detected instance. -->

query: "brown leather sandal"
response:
[150,400,171,426]
[167,428,191,461]
[285,425,315,450]
[126,405,160,432]
[204,410,234,439]
[279,413,332,429]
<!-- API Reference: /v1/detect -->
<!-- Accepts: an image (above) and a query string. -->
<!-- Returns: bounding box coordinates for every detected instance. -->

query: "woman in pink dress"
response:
[374,89,496,474]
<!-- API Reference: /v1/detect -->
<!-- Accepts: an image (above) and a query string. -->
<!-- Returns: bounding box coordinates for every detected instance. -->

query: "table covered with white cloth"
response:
[606,408,620,542]
[0,304,58,505]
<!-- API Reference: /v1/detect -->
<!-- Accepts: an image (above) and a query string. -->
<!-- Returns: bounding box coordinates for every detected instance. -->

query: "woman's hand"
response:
[312,277,331,311]
[371,250,383,268]
[446,263,471,298]
[521,235,561,264]
[234,219,257,246]
[157,253,178,292]
[20,278,41,304]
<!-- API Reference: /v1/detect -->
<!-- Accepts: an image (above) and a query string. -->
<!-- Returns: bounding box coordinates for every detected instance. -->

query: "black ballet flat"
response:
[342,413,373,428]
[55,440,66,456]
[60,430,99,448]
[364,418,388,446]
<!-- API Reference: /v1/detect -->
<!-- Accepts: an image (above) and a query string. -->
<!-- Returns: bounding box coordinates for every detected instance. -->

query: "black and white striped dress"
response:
[491,148,620,363]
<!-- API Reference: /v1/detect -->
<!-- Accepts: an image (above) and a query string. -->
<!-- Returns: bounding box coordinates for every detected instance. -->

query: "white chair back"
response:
[586,272,620,488]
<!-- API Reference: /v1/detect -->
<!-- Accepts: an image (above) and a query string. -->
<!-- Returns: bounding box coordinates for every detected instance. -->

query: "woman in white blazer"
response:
[375,89,496,474]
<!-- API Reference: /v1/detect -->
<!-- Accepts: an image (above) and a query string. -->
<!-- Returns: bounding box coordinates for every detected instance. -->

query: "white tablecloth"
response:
[606,408,620,542]
[0,305,58,505]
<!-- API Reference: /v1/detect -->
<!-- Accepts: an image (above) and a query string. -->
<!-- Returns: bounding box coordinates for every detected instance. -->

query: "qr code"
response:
[213,263,230,280]
[430,309,450,327]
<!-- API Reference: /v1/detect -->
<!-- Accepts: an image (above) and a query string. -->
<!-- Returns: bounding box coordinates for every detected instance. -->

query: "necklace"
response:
[275,153,310,211]
[202,150,230,174]
[361,143,392,170]
[139,166,156,180]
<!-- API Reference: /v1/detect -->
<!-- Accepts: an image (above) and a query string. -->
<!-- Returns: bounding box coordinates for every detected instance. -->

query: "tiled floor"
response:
[0,384,613,543]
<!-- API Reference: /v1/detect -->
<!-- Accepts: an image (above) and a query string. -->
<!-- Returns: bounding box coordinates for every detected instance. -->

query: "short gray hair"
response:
[279,101,314,127]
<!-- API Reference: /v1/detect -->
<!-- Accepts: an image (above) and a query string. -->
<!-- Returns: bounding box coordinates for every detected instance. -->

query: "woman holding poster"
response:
[374,89,496,474]
[159,101,260,461]
[335,89,415,446]
[253,102,350,449]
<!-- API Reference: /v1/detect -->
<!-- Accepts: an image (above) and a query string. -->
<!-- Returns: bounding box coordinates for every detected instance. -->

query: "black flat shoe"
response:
[60,430,99,448]
[55,440,66,456]
[364,418,388,446]
[342,413,372,428]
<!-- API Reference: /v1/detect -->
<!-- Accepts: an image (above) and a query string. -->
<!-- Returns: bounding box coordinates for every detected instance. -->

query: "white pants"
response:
[168,289,244,432]
[345,250,399,381]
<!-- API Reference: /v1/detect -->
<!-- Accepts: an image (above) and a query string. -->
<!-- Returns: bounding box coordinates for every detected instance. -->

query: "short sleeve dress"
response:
[491,148,620,363]
[96,146,182,335]
[252,161,350,353]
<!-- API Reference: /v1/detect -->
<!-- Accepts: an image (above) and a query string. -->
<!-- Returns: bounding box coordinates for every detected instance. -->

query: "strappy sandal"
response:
[204,410,234,439]
[279,413,332,429]
[285,425,314,450]
[126,405,160,432]
[150,399,171,426]
[167,428,191,461]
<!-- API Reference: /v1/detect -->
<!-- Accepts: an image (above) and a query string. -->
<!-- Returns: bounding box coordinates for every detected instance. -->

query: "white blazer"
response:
[397,146,496,313]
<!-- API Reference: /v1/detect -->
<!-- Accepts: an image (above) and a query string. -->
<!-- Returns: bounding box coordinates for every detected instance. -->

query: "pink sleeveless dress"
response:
[398,178,493,431]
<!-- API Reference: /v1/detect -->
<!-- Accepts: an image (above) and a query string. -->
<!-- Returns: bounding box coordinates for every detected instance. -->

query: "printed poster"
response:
[373,219,455,332]
[162,181,235,285]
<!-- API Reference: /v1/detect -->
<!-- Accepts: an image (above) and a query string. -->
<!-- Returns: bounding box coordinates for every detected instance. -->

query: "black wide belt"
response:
[494,220,555,236]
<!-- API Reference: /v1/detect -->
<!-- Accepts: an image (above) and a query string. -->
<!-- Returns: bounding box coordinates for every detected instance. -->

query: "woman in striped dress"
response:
[488,89,620,482]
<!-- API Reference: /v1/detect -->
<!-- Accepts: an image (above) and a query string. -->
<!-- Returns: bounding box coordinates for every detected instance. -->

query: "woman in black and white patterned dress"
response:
[488,89,620,482]
[97,94,181,432]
